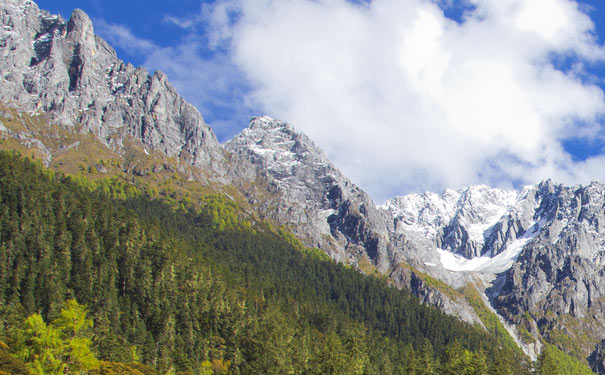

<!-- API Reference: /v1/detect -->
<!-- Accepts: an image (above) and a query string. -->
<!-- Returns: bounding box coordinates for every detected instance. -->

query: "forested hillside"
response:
[0,151,592,374]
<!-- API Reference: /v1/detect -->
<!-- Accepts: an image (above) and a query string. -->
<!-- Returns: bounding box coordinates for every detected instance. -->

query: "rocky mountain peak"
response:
[383,185,517,259]
[226,116,404,270]
[227,116,329,181]
[382,178,605,367]
[66,9,94,45]
[0,0,226,174]
[226,115,348,208]
[248,115,291,130]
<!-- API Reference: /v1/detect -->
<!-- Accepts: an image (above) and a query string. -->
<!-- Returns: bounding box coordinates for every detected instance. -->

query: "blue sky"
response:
[35,0,605,201]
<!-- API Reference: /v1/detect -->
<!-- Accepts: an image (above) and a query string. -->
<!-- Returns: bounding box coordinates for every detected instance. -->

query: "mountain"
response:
[225,116,485,326]
[383,185,519,260]
[383,181,605,369]
[0,150,535,375]
[225,116,400,266]
[0,0,418,287]
[0,0,226,176]
[1,0,605,373]
[0,0,421,299]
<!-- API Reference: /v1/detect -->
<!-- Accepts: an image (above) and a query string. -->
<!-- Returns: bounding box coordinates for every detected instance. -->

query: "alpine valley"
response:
[0,1,603,374]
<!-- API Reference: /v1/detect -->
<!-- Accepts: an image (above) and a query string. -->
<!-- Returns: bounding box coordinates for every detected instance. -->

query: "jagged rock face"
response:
[0,0,225,173]
[590,340,605,374]
[385,179,605,286]
[495,181,605,315]
[225,116,405,270]
[383,185,519,259]
[494,238,605,318]
[494,182,605,336]
[386,180,605,367]
[390,265,483,327]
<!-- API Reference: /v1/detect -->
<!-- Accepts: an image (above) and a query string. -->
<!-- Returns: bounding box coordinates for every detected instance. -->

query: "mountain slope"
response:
[0,150,533,375]
[0,0,444,289]
[0,0,547,355]
[225,116,487,326]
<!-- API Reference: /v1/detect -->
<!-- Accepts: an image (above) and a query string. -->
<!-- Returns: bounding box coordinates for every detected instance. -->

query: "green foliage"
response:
[0,151,533,374]
[277,226,331,261]
[199,359,229,375]
[66,175,141,200]
[305,246,332,262]
[53,300,98,373]
[278,226,306,251]
[0,350,30,375]
[536,345,596,375]
[124,363,156,375]
[13,314,64,374]
[460,285,521,356]
[440,342,488,375]
[90,361,145,375]
[10,300,99,375]
[198,194,251,231]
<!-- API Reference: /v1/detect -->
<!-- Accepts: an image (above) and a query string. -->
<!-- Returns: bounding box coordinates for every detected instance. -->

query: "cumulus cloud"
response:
[195,0,605,201]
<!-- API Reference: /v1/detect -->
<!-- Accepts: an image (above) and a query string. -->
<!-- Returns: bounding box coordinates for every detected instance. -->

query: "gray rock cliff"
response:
[225,116,400,268]
[0,0,226,174]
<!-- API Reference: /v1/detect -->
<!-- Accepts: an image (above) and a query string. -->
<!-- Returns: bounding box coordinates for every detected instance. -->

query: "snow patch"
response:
[250,145,276,156]
[439,220,542,273]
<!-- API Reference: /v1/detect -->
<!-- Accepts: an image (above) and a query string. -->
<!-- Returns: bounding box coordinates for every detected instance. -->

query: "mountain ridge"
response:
[0,0,227,176]
[3,0,605,372]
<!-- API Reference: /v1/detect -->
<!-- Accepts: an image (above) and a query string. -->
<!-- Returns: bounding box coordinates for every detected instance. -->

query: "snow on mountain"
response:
[382,185,519,262]
[382,189,461,241]
[437,217,542,274]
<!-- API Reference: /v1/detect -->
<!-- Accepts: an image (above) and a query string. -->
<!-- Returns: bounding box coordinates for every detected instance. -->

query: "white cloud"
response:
[201,0,605,201]
[93,19,156,54]
[164,15,197,29]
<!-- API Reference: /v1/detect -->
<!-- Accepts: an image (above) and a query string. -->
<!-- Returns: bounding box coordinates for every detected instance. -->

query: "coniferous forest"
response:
[0,151,595,374]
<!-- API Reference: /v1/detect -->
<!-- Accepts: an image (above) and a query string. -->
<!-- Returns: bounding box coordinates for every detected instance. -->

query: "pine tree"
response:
[417,338,435,375]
